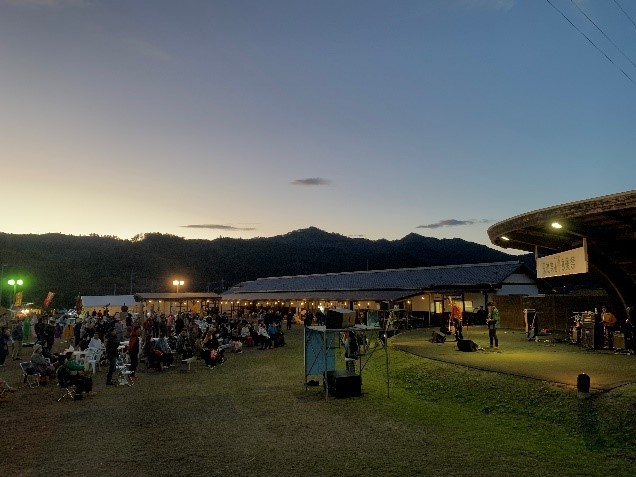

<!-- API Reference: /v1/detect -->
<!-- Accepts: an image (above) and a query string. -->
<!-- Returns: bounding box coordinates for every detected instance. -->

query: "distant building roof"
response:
[81,295,137,308]
[134,292,220,302]
[221,261,533,302]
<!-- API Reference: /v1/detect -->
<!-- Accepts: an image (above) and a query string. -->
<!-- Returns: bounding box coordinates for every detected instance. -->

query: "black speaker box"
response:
[325,312,343,329]
[457,339,478,352]
[326,370,361,398]
[431,331,446,343]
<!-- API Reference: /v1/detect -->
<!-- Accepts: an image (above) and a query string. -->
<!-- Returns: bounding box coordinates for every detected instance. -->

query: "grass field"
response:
[1,327,635,477]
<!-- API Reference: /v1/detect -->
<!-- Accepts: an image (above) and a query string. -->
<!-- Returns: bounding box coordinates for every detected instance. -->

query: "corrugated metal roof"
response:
[221,261,529,301]
[221,290,410,302]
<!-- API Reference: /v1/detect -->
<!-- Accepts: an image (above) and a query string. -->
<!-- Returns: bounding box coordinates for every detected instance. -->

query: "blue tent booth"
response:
[304,322,390,400]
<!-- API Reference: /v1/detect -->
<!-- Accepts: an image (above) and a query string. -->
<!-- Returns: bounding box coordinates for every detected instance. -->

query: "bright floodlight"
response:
[551,222,563,229]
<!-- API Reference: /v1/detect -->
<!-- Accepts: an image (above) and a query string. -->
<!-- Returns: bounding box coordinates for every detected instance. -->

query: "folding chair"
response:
[19,362,40,388]
[56,367,77,402]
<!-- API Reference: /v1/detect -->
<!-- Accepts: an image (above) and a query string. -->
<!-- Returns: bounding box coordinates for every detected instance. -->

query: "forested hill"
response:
[0,227,527,308]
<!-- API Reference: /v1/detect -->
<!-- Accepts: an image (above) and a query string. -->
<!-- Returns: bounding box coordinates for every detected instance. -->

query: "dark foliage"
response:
[0,227,522,308]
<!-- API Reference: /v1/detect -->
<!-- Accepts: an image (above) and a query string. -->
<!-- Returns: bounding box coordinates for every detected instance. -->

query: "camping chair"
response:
[55,367,77,402]
[19,361,40,388]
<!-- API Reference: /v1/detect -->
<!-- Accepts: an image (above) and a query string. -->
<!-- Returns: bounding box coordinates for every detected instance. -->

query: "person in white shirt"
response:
[88,333,103,351]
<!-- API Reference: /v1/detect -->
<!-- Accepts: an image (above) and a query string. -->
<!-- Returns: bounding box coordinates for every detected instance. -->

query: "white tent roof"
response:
[81,295,137,308]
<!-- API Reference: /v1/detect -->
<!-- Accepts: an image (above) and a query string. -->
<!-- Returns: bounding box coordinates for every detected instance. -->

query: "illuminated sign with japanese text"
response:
[536,246,588,278]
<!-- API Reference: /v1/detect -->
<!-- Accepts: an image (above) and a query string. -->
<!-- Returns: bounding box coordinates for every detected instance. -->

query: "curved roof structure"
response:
[487,190,636,312]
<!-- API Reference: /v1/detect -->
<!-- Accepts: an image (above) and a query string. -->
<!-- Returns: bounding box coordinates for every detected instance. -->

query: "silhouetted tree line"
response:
[0,227,533,309]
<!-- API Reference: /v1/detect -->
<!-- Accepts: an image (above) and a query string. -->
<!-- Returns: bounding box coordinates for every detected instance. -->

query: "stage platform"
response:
[391,326,636,392]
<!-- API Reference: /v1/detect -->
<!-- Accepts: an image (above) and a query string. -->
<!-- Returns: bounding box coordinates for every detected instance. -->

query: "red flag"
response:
[43,291,55,309]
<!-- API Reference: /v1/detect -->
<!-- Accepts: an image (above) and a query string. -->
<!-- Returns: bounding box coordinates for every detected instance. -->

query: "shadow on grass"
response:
[578,397,606,451]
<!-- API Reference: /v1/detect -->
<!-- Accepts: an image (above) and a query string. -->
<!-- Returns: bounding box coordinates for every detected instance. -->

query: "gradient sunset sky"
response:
[1,0,634,249]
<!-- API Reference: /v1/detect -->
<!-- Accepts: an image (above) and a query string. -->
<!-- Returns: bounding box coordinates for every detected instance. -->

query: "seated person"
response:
[153,333,174,368]
[59,351,96,400]
[88,333,104,351]
[176,330,194,359]
[256,322,271,350]
[201,332,221,368]
[240,323,251,340]
[142,334,161,371]
[30,343,56,381]
[230,337,243,353]
[38,342,60,366]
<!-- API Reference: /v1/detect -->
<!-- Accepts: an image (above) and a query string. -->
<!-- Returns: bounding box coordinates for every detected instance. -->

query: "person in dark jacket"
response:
[10,321,23,361]
[0,328,10,366]
[105,327,120,385]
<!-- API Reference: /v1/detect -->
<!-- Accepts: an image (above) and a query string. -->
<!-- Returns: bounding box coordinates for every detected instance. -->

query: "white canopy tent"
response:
[81,295,140,315]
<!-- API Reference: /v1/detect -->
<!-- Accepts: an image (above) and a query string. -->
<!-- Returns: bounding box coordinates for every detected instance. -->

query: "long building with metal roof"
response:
[221,261,539,318]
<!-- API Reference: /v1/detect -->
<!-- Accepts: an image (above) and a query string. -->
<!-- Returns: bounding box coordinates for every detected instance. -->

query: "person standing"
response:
[623,305,634,353]
[105,327,120,385]
[44,319,55,352]
[344,329,359,373]
[22,315,31,344]
[448,297,463,341]
[10,320,23,361]
[601,306,617,349]
[128,325,141,380]
[0,328,10,366]
[487,302,500,350]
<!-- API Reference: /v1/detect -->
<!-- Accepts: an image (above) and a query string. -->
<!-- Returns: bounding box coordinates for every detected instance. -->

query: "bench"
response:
[181,357,196,371]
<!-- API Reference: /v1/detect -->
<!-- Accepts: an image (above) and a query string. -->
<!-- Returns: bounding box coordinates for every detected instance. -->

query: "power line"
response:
[612,0,636,32]
[545,0,636,87]
[570,0,636,71]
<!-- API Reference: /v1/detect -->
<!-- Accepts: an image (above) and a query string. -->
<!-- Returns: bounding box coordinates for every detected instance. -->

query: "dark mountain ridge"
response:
[0,227,528,308]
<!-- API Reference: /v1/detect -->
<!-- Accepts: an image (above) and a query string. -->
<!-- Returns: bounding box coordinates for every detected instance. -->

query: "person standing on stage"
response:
[487,301,500,350]
[601,306,617,349]
[448,297,463,341]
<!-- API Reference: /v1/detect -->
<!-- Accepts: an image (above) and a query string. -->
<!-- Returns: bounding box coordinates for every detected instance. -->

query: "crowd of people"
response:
[0,307,289,401]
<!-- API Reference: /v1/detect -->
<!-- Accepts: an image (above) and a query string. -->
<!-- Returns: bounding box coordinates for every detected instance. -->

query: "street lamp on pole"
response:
[8,278,23,308]
[172,280,184,293]
[0,264,6,307]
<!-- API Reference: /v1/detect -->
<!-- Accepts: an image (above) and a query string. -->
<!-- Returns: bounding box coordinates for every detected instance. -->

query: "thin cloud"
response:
[417,219,492,229]
[291,178,331,186]
[181,224,257,232]
[459,0,515,11]
[5,0,89,7]
[117,34,173,63]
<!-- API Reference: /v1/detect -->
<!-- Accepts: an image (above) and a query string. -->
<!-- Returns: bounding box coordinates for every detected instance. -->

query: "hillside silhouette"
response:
[0,227,526,308]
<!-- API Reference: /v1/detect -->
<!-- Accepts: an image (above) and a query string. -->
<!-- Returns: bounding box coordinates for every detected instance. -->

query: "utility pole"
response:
[0,263,6,307]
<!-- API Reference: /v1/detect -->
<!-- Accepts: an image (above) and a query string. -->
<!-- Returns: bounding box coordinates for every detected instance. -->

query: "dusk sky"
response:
[1,0,634,250]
